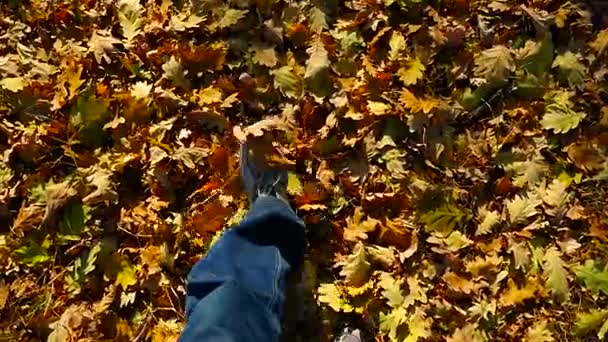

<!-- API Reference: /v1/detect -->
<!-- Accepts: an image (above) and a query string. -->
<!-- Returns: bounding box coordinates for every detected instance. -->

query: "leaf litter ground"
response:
[1,0,608,341]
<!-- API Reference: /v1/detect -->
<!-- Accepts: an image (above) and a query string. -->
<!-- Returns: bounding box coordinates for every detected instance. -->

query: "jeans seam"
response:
[267,248,281,312]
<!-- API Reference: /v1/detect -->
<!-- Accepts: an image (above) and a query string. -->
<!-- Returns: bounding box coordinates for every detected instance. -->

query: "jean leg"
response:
[179,196,305,342]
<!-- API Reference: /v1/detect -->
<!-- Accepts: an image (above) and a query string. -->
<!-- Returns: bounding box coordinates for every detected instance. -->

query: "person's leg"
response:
[180,192,305,341]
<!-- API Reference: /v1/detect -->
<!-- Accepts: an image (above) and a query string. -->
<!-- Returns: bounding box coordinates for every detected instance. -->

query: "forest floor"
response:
[1,0,608,341]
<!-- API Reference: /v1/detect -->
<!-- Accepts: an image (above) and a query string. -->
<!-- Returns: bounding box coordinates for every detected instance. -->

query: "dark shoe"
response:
[240,142,288,203]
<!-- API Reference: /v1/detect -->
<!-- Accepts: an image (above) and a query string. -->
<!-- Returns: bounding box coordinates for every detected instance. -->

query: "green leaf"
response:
[542,247,570,302]
[66,244,101,294]
[574,259,608,296]
[15,236,51,267]
[574,309,608,337]
[272,66,303,99]
[60,202,90,237]
[552,51,586,88]
[340,242,370,287]
[116,259,138,289]
[418,200,469,236]
[541,91,586,134]
[70,95,111,147]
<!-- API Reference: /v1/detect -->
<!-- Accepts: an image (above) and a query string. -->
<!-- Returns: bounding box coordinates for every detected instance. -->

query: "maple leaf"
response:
[552,51,586,88]
[131,81,153,104]
[542,247,570,302]
[398,57,425,86]
[541,91,586,133]
[505,193,541,224]
[162,56,191,89]
[343,207,380,242]
[590,28,608,55]
[523,320,554,342]
[117,0,144,44]
[340,242,371,287]
[573,259,608,296]
[88,30,121,64]
[474,45,515,83]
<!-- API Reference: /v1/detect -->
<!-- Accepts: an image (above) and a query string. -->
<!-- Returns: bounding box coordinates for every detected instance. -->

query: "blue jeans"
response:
[179,195,306,342]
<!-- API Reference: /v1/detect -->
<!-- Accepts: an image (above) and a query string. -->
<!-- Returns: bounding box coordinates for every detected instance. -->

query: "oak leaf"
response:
[523,320,554,342]
[340,242,370,287]
[506,193,541,224]
[474,45,515,82]
[542,247,570,302]
[398,57,425,86]
[343,207,379,242]
[88,30,121,64]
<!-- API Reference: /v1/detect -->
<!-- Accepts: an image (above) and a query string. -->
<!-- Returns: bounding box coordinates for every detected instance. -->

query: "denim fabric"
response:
[179,195,305,342]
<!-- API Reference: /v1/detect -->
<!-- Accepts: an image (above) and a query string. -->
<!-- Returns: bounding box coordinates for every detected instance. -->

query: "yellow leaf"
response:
[130,81,153,103]
[340,242,370,287]
[499,278,540,307]
[591,28,608,55]
[344,207,379,242]
[196,86,223,105]
[367,100,391,115]
[398,57,425,86]
[0,77,26,92]
[287,172,303,195]
[400,89,440,114]
[250,45,278,67]
[388,31,406,61]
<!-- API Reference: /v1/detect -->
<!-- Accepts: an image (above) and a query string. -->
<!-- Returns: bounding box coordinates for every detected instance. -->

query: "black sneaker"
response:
[240,142,288,203]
